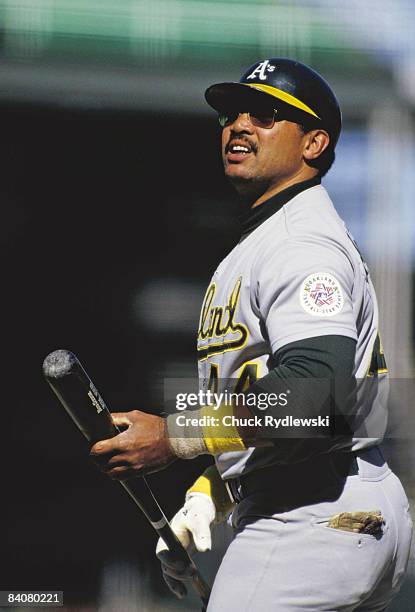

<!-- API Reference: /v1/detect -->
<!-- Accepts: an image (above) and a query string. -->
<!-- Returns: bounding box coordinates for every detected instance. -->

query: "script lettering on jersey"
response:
[197,277,248,361]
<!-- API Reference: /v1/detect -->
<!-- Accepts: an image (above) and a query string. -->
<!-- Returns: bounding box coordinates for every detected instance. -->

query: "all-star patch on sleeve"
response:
[300,272,344,317]
[255,237,358,353]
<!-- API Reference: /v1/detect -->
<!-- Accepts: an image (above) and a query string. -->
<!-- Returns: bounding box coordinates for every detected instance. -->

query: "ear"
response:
[303,130,330,161]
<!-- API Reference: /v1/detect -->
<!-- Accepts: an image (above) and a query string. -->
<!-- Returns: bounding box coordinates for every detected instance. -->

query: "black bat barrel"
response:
[43,349,210,609]
[43,349,114,443]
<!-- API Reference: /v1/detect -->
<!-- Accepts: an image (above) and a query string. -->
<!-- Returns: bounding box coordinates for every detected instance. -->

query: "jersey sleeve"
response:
[254,236,357,352]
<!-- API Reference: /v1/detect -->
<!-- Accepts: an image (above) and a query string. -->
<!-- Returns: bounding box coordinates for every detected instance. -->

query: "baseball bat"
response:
[42,349,210,609]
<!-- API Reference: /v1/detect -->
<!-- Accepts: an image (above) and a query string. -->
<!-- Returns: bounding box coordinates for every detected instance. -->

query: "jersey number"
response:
[207,362,259,393]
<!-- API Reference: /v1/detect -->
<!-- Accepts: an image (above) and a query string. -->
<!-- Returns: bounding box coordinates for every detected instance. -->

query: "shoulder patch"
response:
[300,272,344,317]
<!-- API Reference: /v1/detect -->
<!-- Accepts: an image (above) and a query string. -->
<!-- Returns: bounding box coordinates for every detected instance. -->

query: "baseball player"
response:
[91,59,413,610]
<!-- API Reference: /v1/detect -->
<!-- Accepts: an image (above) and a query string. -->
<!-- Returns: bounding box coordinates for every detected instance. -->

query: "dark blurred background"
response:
[1,107,240,610]
[1,1,414,610]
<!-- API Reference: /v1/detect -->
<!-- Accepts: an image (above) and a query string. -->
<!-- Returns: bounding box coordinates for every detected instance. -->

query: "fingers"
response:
[111,412,135,428]
[173,499,213,552]
[99,459,145,480]
[157,543,189,598]
[157,549,195,599]
[157,550,193,580]
[169,521,192,551]
[90,435,125,457]
[90,439,115,456]
[89,413,138,458]
[163,572,187,599]
[91,410,175,479]
[187,514,212,552]
[89,435,140,480]
[90,428,130,457]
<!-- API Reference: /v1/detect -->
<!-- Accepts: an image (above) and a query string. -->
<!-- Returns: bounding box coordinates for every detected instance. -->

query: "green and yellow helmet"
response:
[205,58,341,148]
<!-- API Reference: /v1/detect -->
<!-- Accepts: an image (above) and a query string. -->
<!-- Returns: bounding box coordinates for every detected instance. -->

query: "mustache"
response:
[225,135,258,154]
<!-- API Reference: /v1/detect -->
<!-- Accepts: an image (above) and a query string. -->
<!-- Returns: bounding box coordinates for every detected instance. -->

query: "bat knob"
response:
[43,349,77,379]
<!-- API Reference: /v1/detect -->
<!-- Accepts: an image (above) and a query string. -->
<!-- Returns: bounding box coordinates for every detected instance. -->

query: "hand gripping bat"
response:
[43,349,210,610]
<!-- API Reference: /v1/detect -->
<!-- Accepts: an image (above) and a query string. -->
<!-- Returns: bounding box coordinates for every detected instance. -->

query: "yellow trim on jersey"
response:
[201,403,247,455]
[366,332,388,377]
[197,329,250,361]
[243,83,320,119]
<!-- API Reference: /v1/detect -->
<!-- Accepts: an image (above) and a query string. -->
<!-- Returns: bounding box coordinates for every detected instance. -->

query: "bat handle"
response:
[148,500,211,605]
[43,349,211,607]
[191,571,210,610]
[119,473,212,607]
[162,527,210,606]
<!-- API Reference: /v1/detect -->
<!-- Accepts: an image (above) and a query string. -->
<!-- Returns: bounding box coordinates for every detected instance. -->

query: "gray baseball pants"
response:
[207,447,412,611]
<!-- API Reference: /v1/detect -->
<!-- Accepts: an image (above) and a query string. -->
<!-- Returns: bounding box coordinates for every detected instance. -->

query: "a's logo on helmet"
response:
[246,59,276,81]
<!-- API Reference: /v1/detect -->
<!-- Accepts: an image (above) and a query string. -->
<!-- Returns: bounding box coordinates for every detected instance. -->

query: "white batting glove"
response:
[156,492,216,599]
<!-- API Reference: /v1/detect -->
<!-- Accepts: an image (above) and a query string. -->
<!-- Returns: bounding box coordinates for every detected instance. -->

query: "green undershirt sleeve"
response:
[247,334,357,463]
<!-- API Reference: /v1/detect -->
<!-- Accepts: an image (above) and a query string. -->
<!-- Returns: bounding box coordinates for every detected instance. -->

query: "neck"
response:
[243,169,319,209]
[238,175,321,240]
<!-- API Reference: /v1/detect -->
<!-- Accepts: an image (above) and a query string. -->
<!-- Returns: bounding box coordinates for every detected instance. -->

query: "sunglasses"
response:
[218,109,279,129]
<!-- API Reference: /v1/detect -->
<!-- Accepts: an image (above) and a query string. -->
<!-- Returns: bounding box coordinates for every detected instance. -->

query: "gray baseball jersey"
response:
[197,180,388,479]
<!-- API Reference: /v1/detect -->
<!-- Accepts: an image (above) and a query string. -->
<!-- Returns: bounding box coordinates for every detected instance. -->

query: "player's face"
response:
[221,110,310,204]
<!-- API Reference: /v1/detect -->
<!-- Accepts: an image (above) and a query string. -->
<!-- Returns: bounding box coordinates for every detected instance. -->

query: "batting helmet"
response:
[205,58,341,148]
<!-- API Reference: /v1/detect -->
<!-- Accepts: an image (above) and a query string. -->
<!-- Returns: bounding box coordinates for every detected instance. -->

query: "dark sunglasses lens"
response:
[250,111,275,128]
[218,112,238,127]
[218,110,276,128]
